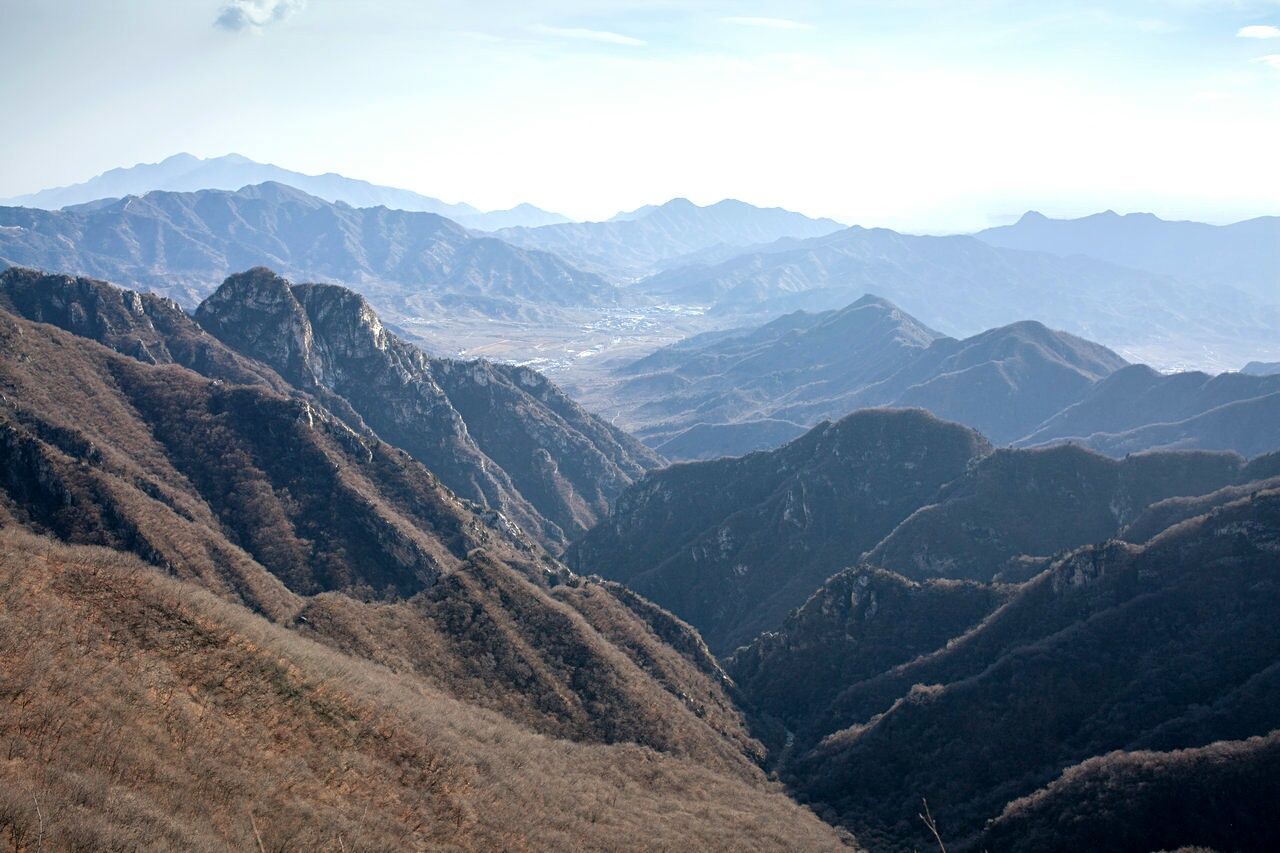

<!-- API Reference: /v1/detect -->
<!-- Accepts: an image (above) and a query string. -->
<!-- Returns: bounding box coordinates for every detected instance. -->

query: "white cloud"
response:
[1254,53,1280,68]
[215,0,306,32]
[722,17,814,31]
[528,24,646,47]
[1237,25,1280,39]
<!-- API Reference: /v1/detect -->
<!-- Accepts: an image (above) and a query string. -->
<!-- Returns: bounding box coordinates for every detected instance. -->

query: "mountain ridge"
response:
[0,182,618,317]
[632,224,1280,371]
[496,197,846,280]
[1,152,570,230]
[976,208,1280,304]
[601,293,1280,462]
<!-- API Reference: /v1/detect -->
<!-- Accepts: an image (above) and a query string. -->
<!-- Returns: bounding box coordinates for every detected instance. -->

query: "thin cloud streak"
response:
[722,16,815,31]
[528,24,646,46]
[1237,25,1280,39]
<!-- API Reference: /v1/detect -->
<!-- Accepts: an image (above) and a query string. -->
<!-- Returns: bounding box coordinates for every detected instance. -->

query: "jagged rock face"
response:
[0,267,286,389]
[565,408,993,653]
[195,268,660,549]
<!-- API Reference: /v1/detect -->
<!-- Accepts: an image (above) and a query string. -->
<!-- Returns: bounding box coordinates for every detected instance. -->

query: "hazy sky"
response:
[2,0,1279,231]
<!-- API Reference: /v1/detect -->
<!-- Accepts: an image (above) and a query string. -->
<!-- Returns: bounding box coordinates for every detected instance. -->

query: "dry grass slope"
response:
[0,529,852,852]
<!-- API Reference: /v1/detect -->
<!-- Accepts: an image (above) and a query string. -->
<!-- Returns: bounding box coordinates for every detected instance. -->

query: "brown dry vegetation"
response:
[0,529,850,851]
[0,299,857,848]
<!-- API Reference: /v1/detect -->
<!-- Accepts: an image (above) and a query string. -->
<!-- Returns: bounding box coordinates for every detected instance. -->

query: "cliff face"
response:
[192,268,661,550]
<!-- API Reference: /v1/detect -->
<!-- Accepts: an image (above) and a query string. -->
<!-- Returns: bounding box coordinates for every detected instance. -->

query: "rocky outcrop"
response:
[0,267,286,389]
[195,268,660,549]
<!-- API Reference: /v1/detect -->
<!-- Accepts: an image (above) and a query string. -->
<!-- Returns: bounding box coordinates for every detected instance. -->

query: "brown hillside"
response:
[0,529,851,851]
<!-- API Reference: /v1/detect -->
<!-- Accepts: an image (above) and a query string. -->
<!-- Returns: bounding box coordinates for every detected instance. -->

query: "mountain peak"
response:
[848,292,899,310]
[157,152,201,167]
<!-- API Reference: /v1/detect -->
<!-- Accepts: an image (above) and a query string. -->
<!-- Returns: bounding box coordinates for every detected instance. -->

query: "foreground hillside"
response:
[0,529,849,851]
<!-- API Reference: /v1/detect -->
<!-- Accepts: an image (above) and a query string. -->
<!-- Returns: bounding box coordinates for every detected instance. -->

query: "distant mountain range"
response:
[977,209,1280,305]
[1244,360,1280,376]
[496,198,846,280]
[631,225,1280,371]
[0,182,617,317]
[601,294,1280,461]
[0,153,569,230]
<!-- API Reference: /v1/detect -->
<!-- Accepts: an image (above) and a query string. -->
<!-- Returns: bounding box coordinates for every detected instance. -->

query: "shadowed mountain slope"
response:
[726,567,1013,739]
[973,731,1280,853]
[565,409,992,653]
[865,443,1248,582]
[779,488,1280,851]
[568,414,1253,654]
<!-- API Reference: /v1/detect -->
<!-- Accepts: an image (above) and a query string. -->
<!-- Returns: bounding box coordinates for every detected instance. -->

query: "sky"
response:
[1,0,1278,232]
